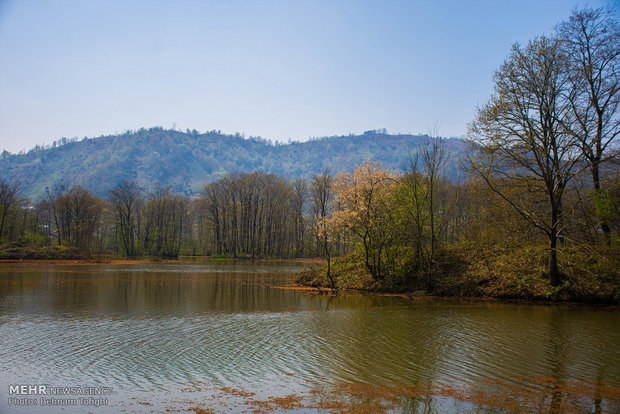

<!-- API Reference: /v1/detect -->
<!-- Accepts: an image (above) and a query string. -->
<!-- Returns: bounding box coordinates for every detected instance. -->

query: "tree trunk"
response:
[0,209,5,242]
[549,232,560,286]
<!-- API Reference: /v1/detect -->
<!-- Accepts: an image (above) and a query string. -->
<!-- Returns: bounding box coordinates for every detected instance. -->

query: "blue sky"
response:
[0,0,614,152]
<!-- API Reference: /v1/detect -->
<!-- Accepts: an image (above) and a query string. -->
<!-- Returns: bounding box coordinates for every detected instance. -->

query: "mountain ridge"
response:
[0,127,468,199]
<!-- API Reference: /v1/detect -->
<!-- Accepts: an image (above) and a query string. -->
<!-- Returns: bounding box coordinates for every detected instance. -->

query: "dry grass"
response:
[297,242,620,303]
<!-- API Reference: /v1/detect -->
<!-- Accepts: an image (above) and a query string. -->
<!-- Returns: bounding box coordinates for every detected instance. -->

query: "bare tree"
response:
[199,172,298,258]
[420,137,448,290]
[109,181,142,256]
[310,168,336,289]
[468,36,581,286]
[41,184,103,250]
[292,179,307,257]
[144,185,187,258]
[557,7,620,242]
[402,155,424,257]
[0,178,20,242]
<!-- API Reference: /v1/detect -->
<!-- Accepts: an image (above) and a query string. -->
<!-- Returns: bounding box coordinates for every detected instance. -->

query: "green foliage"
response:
[593,177,620,231]
[21,231,47,247]
[209,253,236,259]
[0,242,88,260]
[594,190,616,219]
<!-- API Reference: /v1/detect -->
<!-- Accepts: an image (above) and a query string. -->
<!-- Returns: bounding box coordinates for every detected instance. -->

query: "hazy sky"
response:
[0,0,614,153]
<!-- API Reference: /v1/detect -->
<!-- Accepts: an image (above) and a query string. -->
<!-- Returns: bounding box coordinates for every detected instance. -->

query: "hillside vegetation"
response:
[0,128,466,200]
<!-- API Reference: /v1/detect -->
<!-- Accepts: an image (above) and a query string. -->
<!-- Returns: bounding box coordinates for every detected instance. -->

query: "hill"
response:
[0,128,468,199]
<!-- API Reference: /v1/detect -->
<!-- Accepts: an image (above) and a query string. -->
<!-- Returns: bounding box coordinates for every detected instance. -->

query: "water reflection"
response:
[0,264,319,315]
[0,261,618,413]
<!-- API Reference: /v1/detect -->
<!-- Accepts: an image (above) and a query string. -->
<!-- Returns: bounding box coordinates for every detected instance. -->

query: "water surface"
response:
[0,260,618,412]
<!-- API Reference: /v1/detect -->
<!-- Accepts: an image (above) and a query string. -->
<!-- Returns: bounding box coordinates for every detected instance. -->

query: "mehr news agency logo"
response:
[8,384,112,407]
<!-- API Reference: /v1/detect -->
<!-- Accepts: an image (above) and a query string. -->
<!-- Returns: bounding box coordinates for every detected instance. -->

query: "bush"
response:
[0,243,88,260]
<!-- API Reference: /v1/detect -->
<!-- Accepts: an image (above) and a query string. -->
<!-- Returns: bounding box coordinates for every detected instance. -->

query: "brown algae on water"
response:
[173,378,620,414]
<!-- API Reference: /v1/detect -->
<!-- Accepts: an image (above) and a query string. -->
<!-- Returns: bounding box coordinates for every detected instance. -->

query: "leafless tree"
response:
[144,185,187,258]
[109,181,143,256]
[468,36,581,286]
[292,178,307,257]
[420,137,448,290]
[557,6,620,242]
[0,178,20,242]
[310,168,336,289]
[199,172,299,258]
[41,184,103,250]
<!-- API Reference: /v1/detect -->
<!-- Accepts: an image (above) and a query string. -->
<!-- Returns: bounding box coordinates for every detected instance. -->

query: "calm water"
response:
[0,260,618,413]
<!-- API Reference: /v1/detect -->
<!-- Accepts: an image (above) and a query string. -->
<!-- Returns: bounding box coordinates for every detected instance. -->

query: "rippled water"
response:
[0,260,618,413]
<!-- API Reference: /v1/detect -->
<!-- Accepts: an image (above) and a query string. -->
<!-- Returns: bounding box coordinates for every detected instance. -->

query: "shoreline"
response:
[0,256,324,266]
[277,283,620,308]
[1,256,616,306]
[295,244,620,306]
[0,259,179,265]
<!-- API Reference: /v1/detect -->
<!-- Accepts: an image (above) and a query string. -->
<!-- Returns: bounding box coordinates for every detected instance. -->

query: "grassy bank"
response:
[296,243,620,303]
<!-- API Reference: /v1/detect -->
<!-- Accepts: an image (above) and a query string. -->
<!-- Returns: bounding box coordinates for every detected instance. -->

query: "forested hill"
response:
[0,128,467,199]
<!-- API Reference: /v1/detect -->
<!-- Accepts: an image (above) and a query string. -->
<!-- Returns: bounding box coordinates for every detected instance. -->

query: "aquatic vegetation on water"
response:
[180,377,620,414]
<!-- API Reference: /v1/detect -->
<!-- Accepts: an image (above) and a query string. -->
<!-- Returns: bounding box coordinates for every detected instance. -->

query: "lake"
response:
[0,260,618,413]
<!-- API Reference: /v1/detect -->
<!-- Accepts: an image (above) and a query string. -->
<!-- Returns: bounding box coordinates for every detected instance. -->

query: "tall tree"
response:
[468,36,580,286]
[0,178,20,242]
[556,7,620,242]
[310,168,335,288]
[420,138,449,290]
[109,181,142,257]
[144,185,187,258]
[292,179,307,257]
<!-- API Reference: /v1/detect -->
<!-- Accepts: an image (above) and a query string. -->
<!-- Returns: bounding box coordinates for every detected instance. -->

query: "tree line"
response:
[0,170,350,260]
